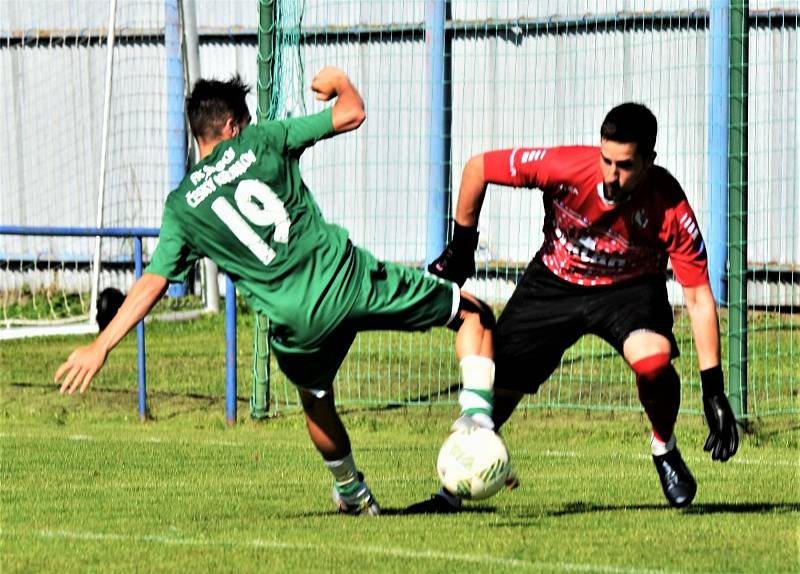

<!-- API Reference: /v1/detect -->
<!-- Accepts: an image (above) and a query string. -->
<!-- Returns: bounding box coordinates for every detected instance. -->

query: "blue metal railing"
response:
[0,225,238,423]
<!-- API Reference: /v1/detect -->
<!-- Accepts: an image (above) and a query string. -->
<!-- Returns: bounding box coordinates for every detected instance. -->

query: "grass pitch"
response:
[1,317,798,573]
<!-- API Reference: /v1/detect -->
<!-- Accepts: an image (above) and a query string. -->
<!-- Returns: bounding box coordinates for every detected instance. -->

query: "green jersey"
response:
[147,109,363,348]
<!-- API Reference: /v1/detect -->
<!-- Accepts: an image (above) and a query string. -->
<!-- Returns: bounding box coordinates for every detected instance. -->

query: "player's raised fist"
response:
[311,66,348,101]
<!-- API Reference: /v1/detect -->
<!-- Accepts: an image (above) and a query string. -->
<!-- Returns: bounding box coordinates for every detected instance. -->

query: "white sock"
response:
[458,355,495,429]
[324,452,359,490]
[459,355,495,391]
[650,433,676,456]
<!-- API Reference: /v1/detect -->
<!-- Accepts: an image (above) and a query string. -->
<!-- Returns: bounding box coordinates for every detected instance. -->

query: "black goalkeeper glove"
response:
[700,365,739,462]
[427,222,478,287]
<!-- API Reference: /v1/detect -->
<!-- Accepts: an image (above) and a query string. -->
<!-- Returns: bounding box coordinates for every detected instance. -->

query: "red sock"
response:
[631,353,680,442]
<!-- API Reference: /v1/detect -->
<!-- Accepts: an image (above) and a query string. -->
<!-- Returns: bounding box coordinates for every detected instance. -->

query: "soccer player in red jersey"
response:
[414,102,738,512]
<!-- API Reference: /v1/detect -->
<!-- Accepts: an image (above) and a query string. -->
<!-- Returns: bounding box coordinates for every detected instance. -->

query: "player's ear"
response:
[224,116,239,138]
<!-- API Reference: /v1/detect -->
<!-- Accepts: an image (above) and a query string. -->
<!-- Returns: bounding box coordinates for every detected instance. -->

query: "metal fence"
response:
[1,1,797,418]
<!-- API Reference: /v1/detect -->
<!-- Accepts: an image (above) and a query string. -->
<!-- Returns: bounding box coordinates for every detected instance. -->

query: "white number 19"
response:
[211,180,291,265]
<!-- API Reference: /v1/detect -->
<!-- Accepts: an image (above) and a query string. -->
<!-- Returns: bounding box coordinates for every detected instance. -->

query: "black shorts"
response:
[494,257,679,394]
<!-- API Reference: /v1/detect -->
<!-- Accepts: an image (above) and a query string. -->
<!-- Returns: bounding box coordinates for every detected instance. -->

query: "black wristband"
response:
[452,221,479,250]
[700,365,724,397]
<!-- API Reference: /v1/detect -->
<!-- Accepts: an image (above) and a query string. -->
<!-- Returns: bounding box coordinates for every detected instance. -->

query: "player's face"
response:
[599,139,651,201]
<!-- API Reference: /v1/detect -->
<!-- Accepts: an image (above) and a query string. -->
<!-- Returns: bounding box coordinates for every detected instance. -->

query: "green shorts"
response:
[269,245,459,393]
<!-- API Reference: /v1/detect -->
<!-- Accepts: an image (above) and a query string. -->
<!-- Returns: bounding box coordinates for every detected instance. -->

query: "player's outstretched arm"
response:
[55,273,168,395]
[310,66,365,134]
[683,282,739,461]
[428,154,487,285]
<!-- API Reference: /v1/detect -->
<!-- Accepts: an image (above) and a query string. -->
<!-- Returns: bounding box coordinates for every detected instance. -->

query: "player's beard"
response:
[603,179,638,203]
[603,182,626,202]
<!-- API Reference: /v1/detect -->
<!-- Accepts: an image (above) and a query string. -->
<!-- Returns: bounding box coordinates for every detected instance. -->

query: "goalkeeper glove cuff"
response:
[451,221,479,251]
[700,364,724,397]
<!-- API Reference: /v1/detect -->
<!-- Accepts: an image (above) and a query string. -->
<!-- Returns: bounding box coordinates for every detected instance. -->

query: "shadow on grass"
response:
[293,506,497,518]
[285,500,800,519]
[181,499,800,520]
[546,500,800,516]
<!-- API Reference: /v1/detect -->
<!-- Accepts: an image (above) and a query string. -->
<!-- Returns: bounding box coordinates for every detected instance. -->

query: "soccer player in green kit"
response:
[55,67,497,516]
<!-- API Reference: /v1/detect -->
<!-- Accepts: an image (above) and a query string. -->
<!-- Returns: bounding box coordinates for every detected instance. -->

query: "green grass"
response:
[2,316,799,573]
[1,400,798,573]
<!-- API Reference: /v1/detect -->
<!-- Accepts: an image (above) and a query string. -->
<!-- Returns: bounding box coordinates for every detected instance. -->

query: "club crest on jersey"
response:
[556,183,579,196]
[632,209,649,230]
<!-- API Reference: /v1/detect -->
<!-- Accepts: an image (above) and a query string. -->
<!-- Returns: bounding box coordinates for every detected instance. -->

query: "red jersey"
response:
[483,146,708,287]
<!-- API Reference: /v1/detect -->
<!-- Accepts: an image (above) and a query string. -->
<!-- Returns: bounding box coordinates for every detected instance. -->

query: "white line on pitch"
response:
[543,450,579,457]
[29,529,683,574]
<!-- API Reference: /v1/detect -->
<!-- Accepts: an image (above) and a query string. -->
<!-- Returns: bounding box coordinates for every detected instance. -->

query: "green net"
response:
[257,2,798,420]
[258,0,306,123]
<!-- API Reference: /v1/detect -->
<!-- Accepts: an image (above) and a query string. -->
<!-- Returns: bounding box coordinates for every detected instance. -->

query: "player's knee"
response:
[456,294,496,331]
[631,352,674,383]
[298,387,333,412]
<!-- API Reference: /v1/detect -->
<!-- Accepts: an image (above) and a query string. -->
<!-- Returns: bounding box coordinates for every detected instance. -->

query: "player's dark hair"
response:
[186,75,251,140]
[600,102,658,157]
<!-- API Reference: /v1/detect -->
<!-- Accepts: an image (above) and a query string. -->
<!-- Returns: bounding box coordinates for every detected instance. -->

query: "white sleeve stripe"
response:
[509,147,519,177]
[682,219,700,240]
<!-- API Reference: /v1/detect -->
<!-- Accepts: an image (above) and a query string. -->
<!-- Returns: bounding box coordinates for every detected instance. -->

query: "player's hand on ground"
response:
[702,393,739,462]
[427,222,478,286]
[311,66,347,101]
[55,343,108,395]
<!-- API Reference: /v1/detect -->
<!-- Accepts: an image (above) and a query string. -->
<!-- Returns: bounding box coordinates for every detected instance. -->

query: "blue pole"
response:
[708,0,729,304]
[166,0,188,297]
[0,225,159,237]
[225,275,237,425]
[425,0,449,263]
[134,237,148,421]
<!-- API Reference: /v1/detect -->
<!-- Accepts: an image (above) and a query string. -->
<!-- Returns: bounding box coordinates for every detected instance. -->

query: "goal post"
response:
[88,0,119,328]
[0,0,233,419]
[1,0,222,341]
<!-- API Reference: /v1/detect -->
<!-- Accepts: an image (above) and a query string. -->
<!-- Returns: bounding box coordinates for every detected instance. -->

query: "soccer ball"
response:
[436,426,511,500]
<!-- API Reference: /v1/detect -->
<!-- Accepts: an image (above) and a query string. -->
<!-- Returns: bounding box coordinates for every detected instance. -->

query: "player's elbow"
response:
[683,282,717,315]
[334,106,366,133]
[466,153,483,169]
[463,154,485,181]
[350,107,366,129]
